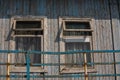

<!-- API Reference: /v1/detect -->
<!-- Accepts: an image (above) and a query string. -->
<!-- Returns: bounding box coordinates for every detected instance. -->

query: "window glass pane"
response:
[15,37,41,65]
[15,30,43,35]
[63,31,92,36]
[63,22,92,36]
[65,22,90,29]
[16,21,41,29]
[65,42,91,67]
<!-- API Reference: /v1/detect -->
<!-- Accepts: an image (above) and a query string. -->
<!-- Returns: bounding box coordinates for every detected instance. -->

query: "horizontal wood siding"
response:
[0,0,119,80]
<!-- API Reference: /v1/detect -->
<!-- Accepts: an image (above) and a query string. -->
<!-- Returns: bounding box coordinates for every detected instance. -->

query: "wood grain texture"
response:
[0,0,119,80]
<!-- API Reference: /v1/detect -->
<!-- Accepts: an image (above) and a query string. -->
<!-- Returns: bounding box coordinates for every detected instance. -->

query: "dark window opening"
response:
[65,22,90,29]
[63,31,92,36]
[16,21,41,29]
[63,22,92,36]
[14,21,43,35]
[15,30,43,35]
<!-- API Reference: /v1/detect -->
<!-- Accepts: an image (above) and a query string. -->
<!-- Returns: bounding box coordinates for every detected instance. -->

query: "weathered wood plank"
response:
[109,0,120,80]
[0,0,119,80]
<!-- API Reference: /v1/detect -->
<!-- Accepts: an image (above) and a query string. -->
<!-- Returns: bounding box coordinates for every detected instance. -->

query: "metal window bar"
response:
[0,50,120,80]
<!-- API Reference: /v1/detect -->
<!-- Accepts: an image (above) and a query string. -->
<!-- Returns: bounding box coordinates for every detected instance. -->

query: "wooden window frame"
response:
[59,17,96,74]
[10,16,48,72]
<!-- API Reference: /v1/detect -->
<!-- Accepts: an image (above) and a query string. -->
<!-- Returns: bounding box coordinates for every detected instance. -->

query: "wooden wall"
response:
[0,0,120,80]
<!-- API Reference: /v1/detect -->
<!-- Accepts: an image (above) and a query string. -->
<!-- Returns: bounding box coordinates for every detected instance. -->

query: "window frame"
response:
[10,16,48,72]
[59,17,96,73]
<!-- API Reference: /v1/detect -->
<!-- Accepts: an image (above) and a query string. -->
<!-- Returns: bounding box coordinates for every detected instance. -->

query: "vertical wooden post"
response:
[6,53,10,80]
[84,52,88,80]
